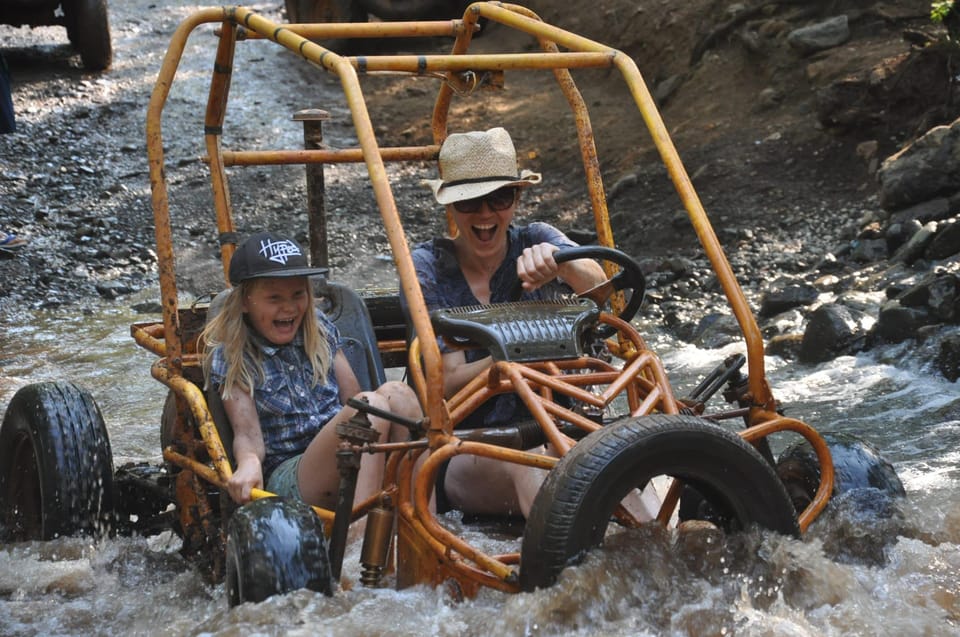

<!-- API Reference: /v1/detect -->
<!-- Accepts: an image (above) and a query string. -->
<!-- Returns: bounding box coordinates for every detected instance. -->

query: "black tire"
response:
[0,382,115,541]
[776,431,905,512]
[225,497,334,605]
[65,0,113,71]
[519,414,799,591]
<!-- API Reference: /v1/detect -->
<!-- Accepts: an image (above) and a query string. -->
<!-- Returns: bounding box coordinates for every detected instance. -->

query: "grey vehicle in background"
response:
[1,0,112,70]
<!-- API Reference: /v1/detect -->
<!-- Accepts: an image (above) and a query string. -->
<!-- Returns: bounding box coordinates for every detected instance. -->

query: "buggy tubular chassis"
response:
[133,3,834,595]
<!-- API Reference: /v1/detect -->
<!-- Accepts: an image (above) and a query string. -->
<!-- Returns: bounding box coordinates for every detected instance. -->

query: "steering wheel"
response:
[507,245,646,328]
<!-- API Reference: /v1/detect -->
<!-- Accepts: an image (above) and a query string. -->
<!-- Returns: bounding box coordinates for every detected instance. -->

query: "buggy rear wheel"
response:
[0,382,115,541]
[226,497,334,605]
[519,414,799,591]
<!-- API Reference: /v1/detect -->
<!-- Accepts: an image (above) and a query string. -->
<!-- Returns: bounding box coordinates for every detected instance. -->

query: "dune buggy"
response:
[0,3,904,604]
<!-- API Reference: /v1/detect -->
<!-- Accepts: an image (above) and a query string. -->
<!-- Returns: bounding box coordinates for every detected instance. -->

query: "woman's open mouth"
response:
[472,223,497,242]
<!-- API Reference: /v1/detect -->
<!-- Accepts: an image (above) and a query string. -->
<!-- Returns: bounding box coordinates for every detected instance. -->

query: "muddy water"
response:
[1,301,958,636]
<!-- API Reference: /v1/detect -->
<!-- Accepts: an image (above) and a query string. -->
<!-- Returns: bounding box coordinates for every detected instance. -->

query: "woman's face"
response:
[449,187,518,259]
[242,276,310,345]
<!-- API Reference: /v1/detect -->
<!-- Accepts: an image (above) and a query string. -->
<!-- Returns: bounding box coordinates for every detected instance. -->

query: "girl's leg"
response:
[297,380,420,509]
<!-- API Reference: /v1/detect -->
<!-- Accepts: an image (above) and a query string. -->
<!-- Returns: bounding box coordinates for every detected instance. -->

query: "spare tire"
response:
[520,414,799,591]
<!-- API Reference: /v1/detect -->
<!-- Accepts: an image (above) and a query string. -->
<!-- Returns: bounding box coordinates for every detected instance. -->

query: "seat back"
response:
[315,279,387,391]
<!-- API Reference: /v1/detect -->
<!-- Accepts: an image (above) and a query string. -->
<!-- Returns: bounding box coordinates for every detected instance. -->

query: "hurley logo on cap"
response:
[259,237,302,265]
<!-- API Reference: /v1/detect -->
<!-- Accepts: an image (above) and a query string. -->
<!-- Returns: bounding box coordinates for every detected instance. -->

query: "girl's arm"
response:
[222,389,266,504]
[334,349,362,403]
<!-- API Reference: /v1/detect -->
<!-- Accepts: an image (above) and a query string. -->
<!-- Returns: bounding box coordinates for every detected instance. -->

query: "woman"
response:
[410,128,656,519]
[202,231,420,508]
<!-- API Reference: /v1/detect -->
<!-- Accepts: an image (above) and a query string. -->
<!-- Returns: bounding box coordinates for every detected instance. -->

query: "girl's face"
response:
[242,276,310,345]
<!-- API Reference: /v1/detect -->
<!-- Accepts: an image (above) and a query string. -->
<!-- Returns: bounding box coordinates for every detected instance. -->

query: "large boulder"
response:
[877,118,960,211]
[799,303,869,363]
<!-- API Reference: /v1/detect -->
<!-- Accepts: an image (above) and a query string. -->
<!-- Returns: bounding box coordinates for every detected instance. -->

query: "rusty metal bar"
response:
[293,109,331,267]
[411,440,556,587]
[146,8,226,375]
[217,144,440,166]
[737,416,834,532]
[236,19,465,40]
[205,20,239,283]
[352,51,614,73]
[227,6,450,436]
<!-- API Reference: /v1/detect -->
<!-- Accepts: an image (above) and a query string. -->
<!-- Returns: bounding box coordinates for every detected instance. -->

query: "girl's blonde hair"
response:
[201,278,332,399]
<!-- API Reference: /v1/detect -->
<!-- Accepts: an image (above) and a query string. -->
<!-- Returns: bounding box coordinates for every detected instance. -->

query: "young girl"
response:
[202,231,420,508]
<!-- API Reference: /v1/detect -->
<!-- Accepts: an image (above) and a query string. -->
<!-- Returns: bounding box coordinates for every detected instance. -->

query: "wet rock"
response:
[759,281,819,317]
[926,218,960,260]
[935,330,960,381]
[850,238,888,263]
[799,303,867,363]
[873,299,930,343]
[95,280,135,299]
[897,270,960,322]
[787,16,850,55]
[885,218,922,253]
[878,119,960,211]
[766,332,803,359]
[891,221,937,265]
[691,312,743,349]
[889,197,952,226]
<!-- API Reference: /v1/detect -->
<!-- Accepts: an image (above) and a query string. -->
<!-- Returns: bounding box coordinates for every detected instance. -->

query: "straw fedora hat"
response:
[424,127,542,205]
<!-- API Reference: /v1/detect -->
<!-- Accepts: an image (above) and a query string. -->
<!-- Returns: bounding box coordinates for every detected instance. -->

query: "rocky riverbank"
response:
[1,0,959,382]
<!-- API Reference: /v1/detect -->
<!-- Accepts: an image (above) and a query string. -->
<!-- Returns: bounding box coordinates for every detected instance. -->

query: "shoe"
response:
[0,231,27,256]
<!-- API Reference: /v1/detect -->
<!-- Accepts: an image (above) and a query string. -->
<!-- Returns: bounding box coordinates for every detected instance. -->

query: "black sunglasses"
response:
[451,187,518,214]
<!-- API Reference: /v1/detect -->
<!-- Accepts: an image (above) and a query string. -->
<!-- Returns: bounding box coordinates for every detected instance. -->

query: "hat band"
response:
[442,175,521,188]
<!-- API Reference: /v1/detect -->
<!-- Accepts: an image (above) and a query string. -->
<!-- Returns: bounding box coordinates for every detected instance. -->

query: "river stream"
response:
[0,297,957,636]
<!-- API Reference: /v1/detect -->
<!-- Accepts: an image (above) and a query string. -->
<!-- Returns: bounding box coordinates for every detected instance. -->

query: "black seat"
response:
[315,279,387,391]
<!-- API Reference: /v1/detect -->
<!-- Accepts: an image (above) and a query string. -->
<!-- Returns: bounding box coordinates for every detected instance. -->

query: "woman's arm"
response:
[441,349,492,398]
[517,242,606,294]
[221,388,266,504]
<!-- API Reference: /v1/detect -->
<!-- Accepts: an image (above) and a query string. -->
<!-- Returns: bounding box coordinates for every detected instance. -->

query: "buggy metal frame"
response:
[132,2,834,594]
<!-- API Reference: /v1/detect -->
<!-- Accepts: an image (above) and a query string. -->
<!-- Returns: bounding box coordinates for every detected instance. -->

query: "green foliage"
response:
[931,0,959,42]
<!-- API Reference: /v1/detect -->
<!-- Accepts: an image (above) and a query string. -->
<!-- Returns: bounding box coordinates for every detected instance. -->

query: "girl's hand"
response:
[227,455,263,504]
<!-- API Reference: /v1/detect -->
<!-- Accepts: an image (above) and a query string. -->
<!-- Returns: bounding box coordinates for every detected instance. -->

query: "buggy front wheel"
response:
[519,414,799,591]
[226,497,334,605]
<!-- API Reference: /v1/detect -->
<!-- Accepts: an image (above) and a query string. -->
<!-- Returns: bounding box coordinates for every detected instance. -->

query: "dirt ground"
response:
[359,0,953,260]
[1,0,956,311]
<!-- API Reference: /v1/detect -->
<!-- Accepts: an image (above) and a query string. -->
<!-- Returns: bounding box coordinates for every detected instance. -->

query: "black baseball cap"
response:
[228,231,328,285]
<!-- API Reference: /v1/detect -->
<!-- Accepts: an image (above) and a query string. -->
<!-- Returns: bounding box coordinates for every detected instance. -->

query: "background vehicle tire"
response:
[0,381,115,541]
[519,414,799,591]
[65,0,113,71]
[285,0,368,53]
[226,497,333,605]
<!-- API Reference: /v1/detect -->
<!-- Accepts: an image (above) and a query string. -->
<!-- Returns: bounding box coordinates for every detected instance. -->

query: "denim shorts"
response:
[265,454,304,500]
